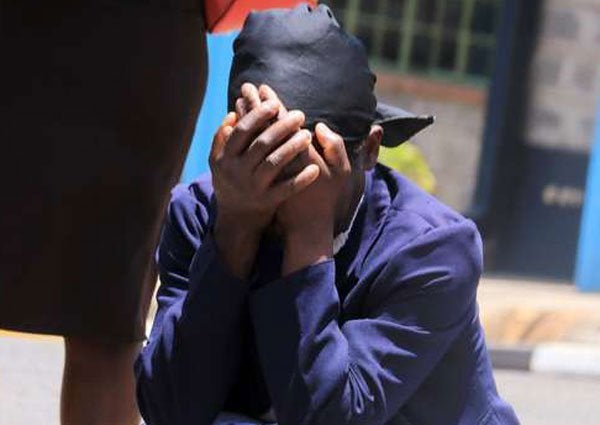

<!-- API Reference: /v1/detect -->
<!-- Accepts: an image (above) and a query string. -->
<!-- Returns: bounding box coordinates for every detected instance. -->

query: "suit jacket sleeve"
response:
[135,183,248,425]
[249,220,483,425]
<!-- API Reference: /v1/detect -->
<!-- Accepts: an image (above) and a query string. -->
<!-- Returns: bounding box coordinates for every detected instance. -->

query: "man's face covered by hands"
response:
[208,80,374,278]
[208,5,431,278]
[232,82,362,236]
[211,81,366,240]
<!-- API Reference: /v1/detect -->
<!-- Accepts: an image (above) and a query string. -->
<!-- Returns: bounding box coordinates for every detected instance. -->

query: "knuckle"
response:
[236,121,251,134]
[260,101,277,113]
[287,110,305,125]
[253,136,271,151]
[331,135,345,147]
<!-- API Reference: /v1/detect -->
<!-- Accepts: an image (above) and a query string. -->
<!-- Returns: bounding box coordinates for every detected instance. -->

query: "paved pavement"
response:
[1,276,599,424]
[478,277,600,376]
[2,333,600,425]
[478,277,600,347]
[495,369,600,425]
[0,333,62,425]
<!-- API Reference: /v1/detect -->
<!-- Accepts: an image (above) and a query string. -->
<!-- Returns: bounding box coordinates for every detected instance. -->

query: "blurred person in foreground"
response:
[136,4,519,425]
[0,2,213,424]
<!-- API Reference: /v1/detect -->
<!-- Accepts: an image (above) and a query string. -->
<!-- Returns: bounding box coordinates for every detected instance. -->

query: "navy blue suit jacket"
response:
[135,164,519,425]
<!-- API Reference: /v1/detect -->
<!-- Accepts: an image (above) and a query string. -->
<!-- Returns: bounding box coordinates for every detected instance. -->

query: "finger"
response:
[276,149,311,183]
[225,100,280,156]
[268,163,321,204]
[244,110,306,169]
[210,112,237,160]
[258,84,279,103]
[259,84,288,118]
[255,129,312,187]
[315,122,350,169]
[224,111,238,127]
[235,97,248,118]
[241,82,261,111]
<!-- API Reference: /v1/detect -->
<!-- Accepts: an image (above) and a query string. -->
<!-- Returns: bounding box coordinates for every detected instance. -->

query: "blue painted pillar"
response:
[575,105,600,292]
[181,32,239,183]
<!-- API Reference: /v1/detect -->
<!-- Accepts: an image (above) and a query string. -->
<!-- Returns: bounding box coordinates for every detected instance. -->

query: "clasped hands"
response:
[210,83,351,278]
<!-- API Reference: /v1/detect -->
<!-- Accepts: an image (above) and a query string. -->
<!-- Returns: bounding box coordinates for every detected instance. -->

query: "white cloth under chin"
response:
[333,194,364,255]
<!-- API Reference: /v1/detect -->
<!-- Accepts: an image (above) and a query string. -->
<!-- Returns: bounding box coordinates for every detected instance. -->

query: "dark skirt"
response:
[0,0,208,341]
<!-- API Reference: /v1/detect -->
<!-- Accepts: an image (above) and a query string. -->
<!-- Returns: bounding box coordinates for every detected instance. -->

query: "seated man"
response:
[135,4,519,425]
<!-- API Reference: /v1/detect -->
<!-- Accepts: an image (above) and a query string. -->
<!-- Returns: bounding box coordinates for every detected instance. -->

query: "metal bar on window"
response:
[429,0,448,74]
[456,0,476,75]
[331,0,502,85]
[372,0,388,58]
[398,0,418,72]
[345,0,361,34]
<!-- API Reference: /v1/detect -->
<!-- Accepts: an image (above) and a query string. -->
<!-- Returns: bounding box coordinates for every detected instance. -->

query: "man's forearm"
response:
[137,235,251,425]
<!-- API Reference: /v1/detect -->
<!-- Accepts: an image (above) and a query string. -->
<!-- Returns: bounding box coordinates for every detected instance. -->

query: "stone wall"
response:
[526,0,600,152]
[375,74,489,213]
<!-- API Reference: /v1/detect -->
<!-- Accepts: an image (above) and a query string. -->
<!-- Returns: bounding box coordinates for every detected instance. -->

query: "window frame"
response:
[325,0,502,86]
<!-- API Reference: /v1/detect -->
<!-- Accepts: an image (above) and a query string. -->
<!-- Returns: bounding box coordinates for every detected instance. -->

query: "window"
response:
[323,0,502,85]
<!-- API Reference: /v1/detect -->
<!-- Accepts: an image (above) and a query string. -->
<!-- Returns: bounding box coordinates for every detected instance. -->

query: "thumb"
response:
[315,123,348,168]
[211,112,237,159]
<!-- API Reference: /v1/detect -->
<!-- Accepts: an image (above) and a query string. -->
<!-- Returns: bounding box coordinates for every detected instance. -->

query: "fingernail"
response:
[299,130,312,145]
[222,112,236,125]
[289,110,306,122]
[320,123,338,140]
[307,164,320,178]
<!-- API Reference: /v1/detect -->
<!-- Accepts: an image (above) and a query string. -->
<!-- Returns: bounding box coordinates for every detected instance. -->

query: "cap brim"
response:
[375,103,434,147]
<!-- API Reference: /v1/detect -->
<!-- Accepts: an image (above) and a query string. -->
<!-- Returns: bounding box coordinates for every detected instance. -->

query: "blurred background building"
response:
[321,0,600,283]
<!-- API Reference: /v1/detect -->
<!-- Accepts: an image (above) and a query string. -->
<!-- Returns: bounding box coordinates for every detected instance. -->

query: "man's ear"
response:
[362,125,383,170]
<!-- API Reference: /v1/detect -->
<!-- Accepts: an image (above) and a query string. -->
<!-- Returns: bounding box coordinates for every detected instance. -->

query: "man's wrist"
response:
[282,224,334,276]
[214,215,262,279]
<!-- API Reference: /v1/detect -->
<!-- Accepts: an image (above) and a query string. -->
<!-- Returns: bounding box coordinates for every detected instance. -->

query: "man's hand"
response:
[210,92,319,278]
[233,83,353,276]
[277,123,352,275]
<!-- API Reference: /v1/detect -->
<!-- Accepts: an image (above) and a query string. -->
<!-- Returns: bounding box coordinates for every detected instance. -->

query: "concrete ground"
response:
[1,277,600,424]
[478,277,600,347]
[0,333,62,425]
[495,369,600,425]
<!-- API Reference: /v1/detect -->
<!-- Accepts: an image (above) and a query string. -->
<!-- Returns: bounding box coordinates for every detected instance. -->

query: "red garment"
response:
[206,0,317,33]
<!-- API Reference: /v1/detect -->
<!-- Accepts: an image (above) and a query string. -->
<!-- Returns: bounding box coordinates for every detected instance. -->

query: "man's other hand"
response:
[278,123,352,275]
[209,87,319,278]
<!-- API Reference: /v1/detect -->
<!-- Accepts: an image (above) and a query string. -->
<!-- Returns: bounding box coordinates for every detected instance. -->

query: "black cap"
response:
[228,3,434,147]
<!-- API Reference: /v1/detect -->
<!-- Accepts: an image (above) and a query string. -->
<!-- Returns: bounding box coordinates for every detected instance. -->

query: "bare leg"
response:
[61,337,141,425]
